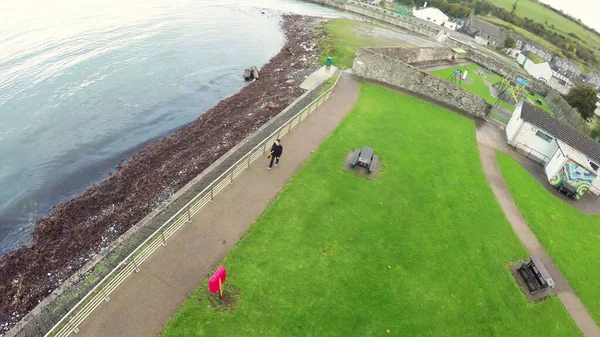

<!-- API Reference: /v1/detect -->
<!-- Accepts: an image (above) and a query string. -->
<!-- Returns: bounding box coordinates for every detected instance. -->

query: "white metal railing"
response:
[44,68,345,337]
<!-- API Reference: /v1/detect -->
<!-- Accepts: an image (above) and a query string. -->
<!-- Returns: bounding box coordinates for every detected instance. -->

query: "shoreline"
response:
[0,14,325,333]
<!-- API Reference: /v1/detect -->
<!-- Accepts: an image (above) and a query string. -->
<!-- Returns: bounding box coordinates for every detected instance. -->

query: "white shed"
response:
[523,61,552,83]
[506,102,600,198]
[413,7,449,26]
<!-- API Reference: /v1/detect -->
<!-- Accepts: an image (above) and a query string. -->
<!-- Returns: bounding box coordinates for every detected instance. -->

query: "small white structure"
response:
[524,61,552,83]
[474,35,489,46]
[413,7,449,25]
[549,71,574,95]
[442,21,457,30]
[506,48,522,59]
[506,102,600,198]
[515,55,552,83]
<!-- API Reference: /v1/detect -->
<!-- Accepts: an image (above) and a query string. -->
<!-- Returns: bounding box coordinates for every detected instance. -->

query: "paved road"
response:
[477,139,600,337]
[75,72,361,337]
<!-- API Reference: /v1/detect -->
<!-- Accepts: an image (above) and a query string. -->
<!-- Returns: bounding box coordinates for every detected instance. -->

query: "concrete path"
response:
[477,141,600,337]
[74,72,360,337]
[300,65,338,90]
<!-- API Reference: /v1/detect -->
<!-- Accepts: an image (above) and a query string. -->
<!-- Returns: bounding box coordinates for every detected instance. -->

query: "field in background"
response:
[497,152,600,325]
[490,0,600,57]
[158,84,580,337]
[317,19,435,68]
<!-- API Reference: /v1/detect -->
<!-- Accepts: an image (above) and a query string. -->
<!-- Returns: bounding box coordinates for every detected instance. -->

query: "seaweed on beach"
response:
[0,14,324,334]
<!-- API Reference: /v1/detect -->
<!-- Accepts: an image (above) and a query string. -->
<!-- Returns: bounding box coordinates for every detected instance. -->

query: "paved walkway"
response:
[476,120,600,214]
[477,130,600,337]
[74,72,361,337]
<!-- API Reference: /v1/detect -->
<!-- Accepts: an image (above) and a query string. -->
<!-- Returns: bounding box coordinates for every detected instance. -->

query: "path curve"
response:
[73,72,361,337]
[477,142,600,337]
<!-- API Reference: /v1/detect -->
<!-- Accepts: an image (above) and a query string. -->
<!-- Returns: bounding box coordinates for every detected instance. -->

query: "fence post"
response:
[229,171,234,184]
[161,229,167,246]
[187,207,191,222]
[102,285,111,303]
[131,257,140,273]
[210,188,214,202]
[288,120,292,133]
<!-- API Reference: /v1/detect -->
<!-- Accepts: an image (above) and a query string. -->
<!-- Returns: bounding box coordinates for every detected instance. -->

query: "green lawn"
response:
[497,152,600,325]
[430,64,515,110]
[317,19,411,68]
[524,51,546,64]
[159,84,580,337]
[526,92,554,116]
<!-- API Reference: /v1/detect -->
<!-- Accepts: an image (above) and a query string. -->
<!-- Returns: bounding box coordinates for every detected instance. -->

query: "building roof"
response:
[557,140,598,174]
[467,16,504,39]
[414,7,449,21]
[521,102,600,163]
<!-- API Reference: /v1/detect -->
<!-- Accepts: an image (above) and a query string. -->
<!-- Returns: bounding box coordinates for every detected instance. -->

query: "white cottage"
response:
[506,102,600,198]
[413,7,449,26]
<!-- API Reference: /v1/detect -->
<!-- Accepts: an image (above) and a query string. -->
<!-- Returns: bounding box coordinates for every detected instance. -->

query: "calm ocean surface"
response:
[0,0,344,255]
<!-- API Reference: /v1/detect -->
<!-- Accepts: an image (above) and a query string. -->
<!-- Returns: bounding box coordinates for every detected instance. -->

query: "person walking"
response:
[267,139,283,169]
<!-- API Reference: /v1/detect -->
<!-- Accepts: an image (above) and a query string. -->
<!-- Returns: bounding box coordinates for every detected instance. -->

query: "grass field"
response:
[497,152,600,325]
[159,84,580,336]
[430,64,515,110]
[480,16,562,56]
[430,65,553,116]
[524,51,546,64]
[317,19,412,68]
[490,0,600,55]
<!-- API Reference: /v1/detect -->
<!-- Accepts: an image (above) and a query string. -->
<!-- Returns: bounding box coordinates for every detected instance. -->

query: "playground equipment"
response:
[493,76,528,107]
[447,68,468,85]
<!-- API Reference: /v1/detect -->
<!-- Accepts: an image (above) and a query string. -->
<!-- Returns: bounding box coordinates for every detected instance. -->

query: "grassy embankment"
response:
[491,0,600,59]
[497,152,600,325]
[158,84,580,337]
[317,18,411,68]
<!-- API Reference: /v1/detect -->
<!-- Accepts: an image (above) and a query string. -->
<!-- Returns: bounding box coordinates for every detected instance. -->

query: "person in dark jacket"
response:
[267,139,283,169]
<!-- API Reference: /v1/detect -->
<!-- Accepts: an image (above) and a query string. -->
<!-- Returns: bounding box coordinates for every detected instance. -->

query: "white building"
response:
[506,48,522,59]
[549,71,574,95]
[413,7,449,26]
[524,62,552,83]
[515,54,552,83]
[506,102,600,198]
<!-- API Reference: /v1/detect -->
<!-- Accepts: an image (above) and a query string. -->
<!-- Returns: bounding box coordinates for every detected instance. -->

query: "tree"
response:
[566,85,598,119]
[503,36,516,49]
[511,0,518,14]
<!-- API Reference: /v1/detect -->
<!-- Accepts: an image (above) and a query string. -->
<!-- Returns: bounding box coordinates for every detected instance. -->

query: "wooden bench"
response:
[558,182,578,200]
[350,146,379,173]
[518,256,555,294]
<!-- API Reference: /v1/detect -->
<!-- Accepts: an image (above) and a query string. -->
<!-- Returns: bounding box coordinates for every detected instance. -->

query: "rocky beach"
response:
[0,14,325,333]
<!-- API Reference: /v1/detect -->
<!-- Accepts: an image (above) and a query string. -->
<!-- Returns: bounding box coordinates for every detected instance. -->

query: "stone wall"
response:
[467,50,513,78]
[353,48,489,118]
[445,37,513,77]
[307,0,439,38]
[376,47,469,65]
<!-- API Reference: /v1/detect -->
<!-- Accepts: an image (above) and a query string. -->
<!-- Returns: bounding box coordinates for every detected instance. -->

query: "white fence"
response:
[44,68,345,337]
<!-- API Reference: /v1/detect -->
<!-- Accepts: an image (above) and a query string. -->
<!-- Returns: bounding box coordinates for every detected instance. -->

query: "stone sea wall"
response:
[308,0,439,38]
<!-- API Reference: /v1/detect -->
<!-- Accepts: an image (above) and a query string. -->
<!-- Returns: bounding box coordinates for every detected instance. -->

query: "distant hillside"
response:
[489,0,600,52]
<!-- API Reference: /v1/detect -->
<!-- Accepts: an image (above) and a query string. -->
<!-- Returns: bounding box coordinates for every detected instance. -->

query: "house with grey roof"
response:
[506,102,600,199]
[551,56,581,79]
[462,16,505,47]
